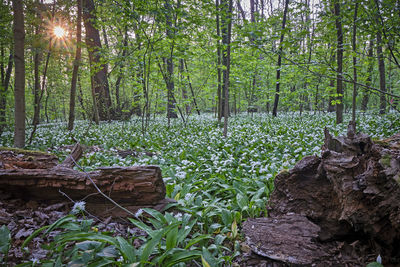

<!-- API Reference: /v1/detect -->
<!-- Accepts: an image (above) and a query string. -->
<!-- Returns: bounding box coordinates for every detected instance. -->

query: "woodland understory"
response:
[0,112,399,266]
[1,0,400,265]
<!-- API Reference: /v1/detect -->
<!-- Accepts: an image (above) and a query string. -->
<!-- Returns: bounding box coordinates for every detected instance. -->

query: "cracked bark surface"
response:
[0,145,171,218]
[243,125,400,266]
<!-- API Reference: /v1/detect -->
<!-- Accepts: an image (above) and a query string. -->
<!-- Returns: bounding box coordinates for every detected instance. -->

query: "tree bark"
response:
[0,52,12,136]
[179,59,190,114]
[183,60,200,115]
[0,146,171,218]
[327,53,336,112]
[68,0,82,131]
[216,0,223,122]
[12,0,25,148]
[334,0,343,124]
[243,127,400,266]
[376,31,386,114]
[351,2,358,122]
[114,27,129,117]
[83,0,112,121]
[221,0,232,137]
[272,0,289,117]
[165,0,177,120]
[361,39,373,112]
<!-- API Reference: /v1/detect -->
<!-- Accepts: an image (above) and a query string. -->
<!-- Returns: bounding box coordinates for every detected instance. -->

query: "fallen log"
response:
[0,145,171,218]
[243,124,400,266]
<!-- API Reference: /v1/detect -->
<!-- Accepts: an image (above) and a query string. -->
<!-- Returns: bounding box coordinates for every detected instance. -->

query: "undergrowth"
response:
[0,112,399,266]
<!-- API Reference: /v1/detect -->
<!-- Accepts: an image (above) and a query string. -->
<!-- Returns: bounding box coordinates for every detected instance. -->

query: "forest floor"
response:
[0,112,399,266]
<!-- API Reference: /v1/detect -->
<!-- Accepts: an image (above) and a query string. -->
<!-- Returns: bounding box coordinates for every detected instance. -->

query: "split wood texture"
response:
[243,124,400,266]
[0,144,171,218]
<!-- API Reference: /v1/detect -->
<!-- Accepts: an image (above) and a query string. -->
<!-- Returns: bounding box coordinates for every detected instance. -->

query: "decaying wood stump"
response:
[243,125,400,266]
[0,145,172,218]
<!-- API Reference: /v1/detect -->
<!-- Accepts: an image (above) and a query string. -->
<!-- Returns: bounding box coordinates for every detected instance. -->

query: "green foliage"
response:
[3,112,399,265]
[0,225,11,265]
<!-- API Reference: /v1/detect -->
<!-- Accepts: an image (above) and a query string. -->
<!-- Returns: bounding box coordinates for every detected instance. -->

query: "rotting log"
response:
[243,124,400,266]
[0,144,172,218]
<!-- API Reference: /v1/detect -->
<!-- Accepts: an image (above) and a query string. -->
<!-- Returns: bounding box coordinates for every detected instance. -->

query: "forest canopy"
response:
[1,0,399,147]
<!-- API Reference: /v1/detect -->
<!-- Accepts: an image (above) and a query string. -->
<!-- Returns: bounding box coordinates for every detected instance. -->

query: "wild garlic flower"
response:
[71,201,86,214]
[135,208,143,218]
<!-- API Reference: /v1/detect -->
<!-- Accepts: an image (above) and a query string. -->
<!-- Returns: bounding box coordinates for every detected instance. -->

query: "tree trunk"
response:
[376,31,386,114]
[221,0,232,137]
[165,0,177,120]
[29,42,52,144]
[272,0,289,117]
[0,146,172,218]
[361,39,373,112]
[327,53,336,113]
[334,0,343,124]
[68,0,82,131]
[32,36,41,129]
[243,126,400,266]
[183,60,200,115]
[114,27,129,117]
[351,2,358,122]
[83,0,112,121]
[216,0,223,122]
[179,59,190,114]
[12,0,25,148]
[0,52,12,136]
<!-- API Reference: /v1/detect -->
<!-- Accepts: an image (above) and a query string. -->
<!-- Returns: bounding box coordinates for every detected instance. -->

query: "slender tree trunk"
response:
[83,0,112,121]
[272,0,289,117]
[361,39,374,112]
[327,52,336,112]
[0,45,3,84]
[114,27,128,117]
[32,40,41,128]
[334,0,343,124]
[221,0,232,137]
[28,40,52,144]
[351,2,358,122]
[216,0,223,122]
[68,0,82,131]
[183,60,200,115]
[164,0,177,120]
[12,0,25,148]
[0,52,12,136]
[376,31,386,114]
[179,59,190,114]
[77,74,86,120]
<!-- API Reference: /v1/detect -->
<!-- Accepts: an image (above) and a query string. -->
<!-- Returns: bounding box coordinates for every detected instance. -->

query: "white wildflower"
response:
[184,193,193,201]
[376,254,382,264]
[135,208,143,218]
[71,201,86,214]
[176,171,186,179]
[174,213,183,219]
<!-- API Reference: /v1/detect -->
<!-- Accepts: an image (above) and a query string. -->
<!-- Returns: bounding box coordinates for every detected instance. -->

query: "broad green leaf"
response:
[140,222,180,263]
[236,193,249,210]
[184,235,211,249]
[0,225,11,255]
[165,250,202,267]
[166,225,179,250]
[201,256,211,267]
[116,236,137,262]
[76,240,102,251]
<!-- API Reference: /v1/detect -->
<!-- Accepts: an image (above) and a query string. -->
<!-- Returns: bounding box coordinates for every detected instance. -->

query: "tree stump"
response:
[0,145,172,218]
[243,124,400,266]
